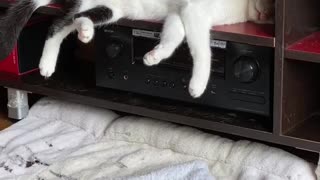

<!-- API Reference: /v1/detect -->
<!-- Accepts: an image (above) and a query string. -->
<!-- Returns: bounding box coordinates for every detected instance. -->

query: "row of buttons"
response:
[107,71,129,80]
[145,78,176,88]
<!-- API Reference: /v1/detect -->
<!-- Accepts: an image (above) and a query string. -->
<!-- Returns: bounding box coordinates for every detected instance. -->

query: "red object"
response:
[0,17,51,75]
[286,32,320,62]
[287,32,320,55]
[0,46,40,75]
[0,46,20,75]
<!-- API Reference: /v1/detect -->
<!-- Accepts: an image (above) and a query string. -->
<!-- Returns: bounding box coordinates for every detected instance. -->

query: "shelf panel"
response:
[118,20,275,47]
[286,32,320,62]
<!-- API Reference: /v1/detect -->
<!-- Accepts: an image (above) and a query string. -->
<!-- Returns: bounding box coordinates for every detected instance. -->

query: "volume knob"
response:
[233,56,259,83]
[105,42,123,59]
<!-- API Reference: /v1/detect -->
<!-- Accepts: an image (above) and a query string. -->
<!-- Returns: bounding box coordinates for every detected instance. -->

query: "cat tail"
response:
[0,0,53,60]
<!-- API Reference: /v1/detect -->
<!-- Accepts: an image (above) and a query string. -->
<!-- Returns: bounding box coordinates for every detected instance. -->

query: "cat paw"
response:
[39,59,56,78]
[77,25,94,43]
[143,50,162,66]
[188,78,207,98]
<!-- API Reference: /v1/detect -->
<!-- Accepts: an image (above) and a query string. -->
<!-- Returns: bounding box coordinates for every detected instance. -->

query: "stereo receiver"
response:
[95,25,273,116]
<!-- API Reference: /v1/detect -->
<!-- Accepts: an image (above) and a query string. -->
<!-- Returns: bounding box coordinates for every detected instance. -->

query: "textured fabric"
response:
[0,98,316,180]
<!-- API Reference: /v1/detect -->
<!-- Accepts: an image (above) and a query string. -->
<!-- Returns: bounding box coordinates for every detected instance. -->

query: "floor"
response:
[0,88,12,130]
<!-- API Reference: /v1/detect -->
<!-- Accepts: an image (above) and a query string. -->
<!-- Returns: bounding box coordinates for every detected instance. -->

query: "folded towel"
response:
[0,98,316,180]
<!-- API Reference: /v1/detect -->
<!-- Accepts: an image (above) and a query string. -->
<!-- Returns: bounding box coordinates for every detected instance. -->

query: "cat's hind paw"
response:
[77,25,94,44]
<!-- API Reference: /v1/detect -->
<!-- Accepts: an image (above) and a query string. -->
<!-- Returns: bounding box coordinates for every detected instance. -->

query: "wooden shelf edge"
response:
[279,136,320,152]
[285,31,320,62]
[285,49,320,63]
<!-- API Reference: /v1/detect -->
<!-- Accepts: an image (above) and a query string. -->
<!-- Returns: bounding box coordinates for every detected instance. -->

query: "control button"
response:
[153,80,160,86]
[233,56,259,83]
[122,71,129,80]
[108,72,115,79]
[183,85,188,90]
[210,90,217,95]
[145,79,151,84]
[169,82,175,88]
[105,42,123,59]
[162,81,168,87]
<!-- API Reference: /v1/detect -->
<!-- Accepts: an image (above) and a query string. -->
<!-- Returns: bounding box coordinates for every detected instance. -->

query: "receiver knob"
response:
[105,42,123,59]
[233,56,259,83]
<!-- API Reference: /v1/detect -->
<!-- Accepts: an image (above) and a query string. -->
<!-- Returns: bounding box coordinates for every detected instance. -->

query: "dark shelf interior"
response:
[282,59,320,145]
[286,32,320,62]
[285,114,320,143]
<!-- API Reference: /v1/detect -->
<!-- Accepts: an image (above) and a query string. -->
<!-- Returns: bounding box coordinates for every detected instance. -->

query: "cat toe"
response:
[39,61,55,78]
[77,25,94,43]
[143,51,161,66]
[188,80,207,98]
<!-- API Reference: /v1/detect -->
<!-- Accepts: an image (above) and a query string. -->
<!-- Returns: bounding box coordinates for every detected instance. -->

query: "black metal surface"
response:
[95,25,274,116]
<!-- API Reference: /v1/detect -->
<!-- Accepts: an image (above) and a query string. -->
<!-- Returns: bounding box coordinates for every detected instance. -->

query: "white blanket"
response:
[0,98,316,180]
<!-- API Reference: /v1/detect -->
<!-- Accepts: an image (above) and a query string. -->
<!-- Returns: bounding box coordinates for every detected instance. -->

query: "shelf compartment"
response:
[285,114,320,143]
[282,59,320,145]
[286,32,320,62]
[118,20,275,47]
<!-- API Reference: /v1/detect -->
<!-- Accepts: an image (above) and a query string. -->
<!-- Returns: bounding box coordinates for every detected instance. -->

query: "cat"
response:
[0,0,274,98]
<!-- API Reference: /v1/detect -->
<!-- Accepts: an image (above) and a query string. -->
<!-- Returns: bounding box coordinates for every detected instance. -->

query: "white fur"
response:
[75,17,95,43]
[38,0,273,97]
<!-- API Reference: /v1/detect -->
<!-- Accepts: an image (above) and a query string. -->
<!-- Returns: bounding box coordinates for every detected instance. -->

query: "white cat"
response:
[0,0,274,97]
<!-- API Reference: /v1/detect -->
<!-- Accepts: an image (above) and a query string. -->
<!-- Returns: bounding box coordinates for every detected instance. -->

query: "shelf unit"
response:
[0,0,319,155]
[280,0,320,152]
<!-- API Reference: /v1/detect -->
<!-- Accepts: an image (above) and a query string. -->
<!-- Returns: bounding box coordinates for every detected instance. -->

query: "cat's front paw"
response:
[39,58,56,78]
[188,78,207,98]
[77,25,94,44]
[143,50,162,66]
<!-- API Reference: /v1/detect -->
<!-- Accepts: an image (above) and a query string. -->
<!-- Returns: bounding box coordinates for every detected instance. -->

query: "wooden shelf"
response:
[286,32,320,62]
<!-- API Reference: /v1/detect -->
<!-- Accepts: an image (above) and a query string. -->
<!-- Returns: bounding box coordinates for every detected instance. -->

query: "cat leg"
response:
[39,18,76,77]
[143,13,185,66]
[73,6,114,43]
[180,7,212,98]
